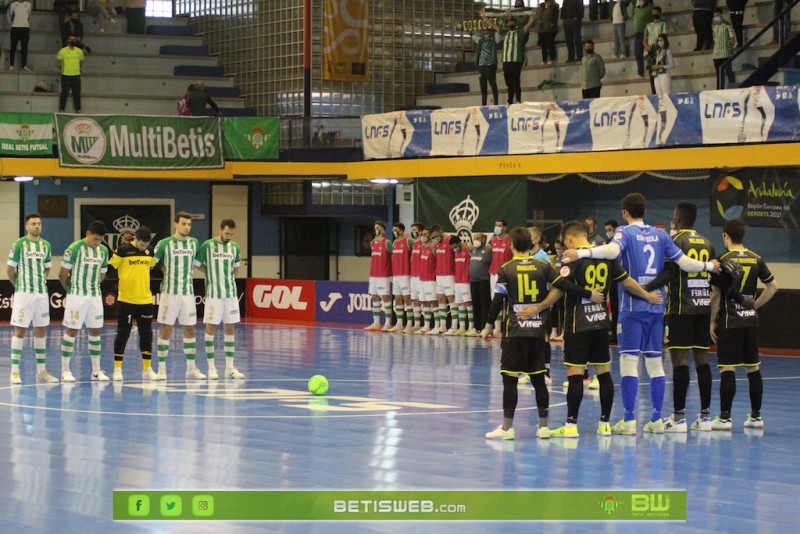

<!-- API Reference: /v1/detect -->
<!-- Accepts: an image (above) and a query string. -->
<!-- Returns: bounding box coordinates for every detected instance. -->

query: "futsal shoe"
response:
[443,328,459,336]
[544,375,552,387]
[587,376,600,390]
[550,424,579,438]
[91,370,110,381]
[207,367,219,380]
[36,370,59,383]
[380,323,393,332]
[186,367,207,380]
[485,425,515,440]
[61,370,76,383]
[112,368,123,381]
[10,371,22,385]
[156,367,167,381]
[402,324,417,334]
[663,416,688,433]
[364,323,382,331]
[416,326,431,334]
[143,368,158,381]
[225,367,245,379]
[744,414,764,429]
[464,327,478,337]
[690,414,713,431]
[517,374,531,387]
[711,416,733,431]
[536,426,551,439]
[388,323,404,333]
[643,419,665,434]
[597,421,612,436]
[611,419,637,435]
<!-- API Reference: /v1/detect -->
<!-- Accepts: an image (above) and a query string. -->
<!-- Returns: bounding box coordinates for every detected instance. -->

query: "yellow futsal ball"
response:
[308,375,329,396]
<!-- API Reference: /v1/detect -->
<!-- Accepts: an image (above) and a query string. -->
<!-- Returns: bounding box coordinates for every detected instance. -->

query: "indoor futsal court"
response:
[1,321,798,532]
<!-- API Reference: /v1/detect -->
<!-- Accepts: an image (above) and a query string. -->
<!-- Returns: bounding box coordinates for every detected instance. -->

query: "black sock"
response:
[673,365,690,414]
[696,363,712,412]
[544,344,551,376]
[567,374,584,423]
[747,370,763,418]
[502,373,518,420]
[530,372,550,421]
[720,370,736,419]
[597,371,614,422]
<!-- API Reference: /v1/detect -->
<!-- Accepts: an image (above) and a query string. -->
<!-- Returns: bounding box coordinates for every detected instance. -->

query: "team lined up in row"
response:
[7,212,244,384]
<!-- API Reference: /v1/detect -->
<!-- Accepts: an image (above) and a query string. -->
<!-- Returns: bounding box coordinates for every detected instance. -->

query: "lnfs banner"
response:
[710,168,800,228]
[55,114,224,169]
[0,112,53,156]
[323,0,369,82]
[223,117,280,160]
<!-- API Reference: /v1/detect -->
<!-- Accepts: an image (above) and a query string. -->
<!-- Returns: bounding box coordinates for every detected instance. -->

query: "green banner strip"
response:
[0,112,53,156]
[222,116,280,160]
[113,490,686,521]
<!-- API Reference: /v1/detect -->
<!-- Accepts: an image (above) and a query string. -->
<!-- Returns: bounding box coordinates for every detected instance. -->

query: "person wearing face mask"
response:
[489,219,512,336]
[56,32,85,113]
[416,228,437,334]
[692,0,715,51]
[709,218,778,432]
[451,235,473,336]
[711,8,736,86]
[585,217,607,246]
[650,33,674,95]
[642,202,716,433]
[580,40,605,99]
[472,28,501,106]
[388,223,414,333]
[364,221,394,332]
[406,222,426,334]
[483,10,535,105]
[643,7,667,94]
[430,225,457,335]
[468,232,492,335]
[632,0,654,77]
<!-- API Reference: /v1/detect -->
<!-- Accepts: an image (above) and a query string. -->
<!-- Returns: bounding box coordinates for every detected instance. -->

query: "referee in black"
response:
[108,226,158,381]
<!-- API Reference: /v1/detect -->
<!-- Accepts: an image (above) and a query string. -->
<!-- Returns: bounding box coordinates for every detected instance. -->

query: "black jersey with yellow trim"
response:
[715,248,774,329]
[494,255,560,337]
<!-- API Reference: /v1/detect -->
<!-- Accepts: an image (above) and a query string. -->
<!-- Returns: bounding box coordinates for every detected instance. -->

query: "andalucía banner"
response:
[0,112,53,156]
[55,114,224,169]
[222,117,280,160]
[323,0,369,82]
[710,167,800,228]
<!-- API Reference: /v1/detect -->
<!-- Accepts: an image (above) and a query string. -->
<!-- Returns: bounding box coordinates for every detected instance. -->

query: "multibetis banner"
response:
[323,0,369,82]
[0,112,53,156]
[710,168,800,228]
[55,114,224,169]
[222,117,279,160]
[416,176,528,242]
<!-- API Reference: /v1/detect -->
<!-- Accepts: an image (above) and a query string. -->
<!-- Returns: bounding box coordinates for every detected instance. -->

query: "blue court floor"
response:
[0,322,798,533]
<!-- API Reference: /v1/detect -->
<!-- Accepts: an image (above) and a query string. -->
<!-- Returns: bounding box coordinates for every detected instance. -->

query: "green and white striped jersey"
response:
[7,237,52,294]
[61,240,109,297]
[154,235,199,296]
[195,238,241,299]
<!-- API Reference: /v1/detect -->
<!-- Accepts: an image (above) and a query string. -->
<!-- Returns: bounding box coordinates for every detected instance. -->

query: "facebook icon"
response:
[128,495,150,516]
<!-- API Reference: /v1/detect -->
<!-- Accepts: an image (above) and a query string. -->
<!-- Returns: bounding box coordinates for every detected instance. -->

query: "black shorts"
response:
[500,336,546,376]
[716,326,759,367]
[564,328,611,367]
[666,314,711,350]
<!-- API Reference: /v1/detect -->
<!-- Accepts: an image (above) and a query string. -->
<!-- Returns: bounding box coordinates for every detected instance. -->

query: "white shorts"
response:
[368,277,391,297]
[392,275,411,297]
[410,276,422,301]
[421,281,437,302]
[157,293,197,326]
[10,292,50,328]
[454,283,472,305]
[490,274,499,297]
[63,294,104,329]
[436,275,455,297]
[204,297,241,325]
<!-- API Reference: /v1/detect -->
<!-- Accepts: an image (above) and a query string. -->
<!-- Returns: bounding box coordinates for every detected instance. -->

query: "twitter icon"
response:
[160,495,182,517]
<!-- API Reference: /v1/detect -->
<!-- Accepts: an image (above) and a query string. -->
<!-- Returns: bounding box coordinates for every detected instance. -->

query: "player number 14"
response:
[516,274,539,302]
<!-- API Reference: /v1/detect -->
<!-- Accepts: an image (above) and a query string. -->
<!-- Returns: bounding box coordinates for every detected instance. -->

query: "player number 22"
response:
[516,274,539,302]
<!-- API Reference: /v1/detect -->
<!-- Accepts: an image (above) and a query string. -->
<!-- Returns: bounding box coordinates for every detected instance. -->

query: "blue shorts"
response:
[618,312,664,358]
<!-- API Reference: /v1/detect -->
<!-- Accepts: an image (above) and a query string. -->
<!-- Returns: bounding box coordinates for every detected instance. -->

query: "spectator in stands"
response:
[87,0,118,33]
[712,7,736,85]
[8,0,33,72]
[561,0,584,63]
[604,219,619,242]
[726,0,747,47]
[643,6,666,92]
[125,0,147,34]
[54,0,80,25]
[61,9,92,53]
[773,0,791,43]
[581,39,605,98]
[472,29,500,106]
[189,81,222,116]
[611,0,630,58]
[650,33,674,94]
[536,0,560,66]
[632,0,654,77]
[693,0,714,51]
[56,35,84,113]
[483,11,535,105]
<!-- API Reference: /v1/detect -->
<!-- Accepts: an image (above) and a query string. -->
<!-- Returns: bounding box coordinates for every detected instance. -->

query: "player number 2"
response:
[516,274,539,302]
[643,244,657,274]
[584,263,608,290]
